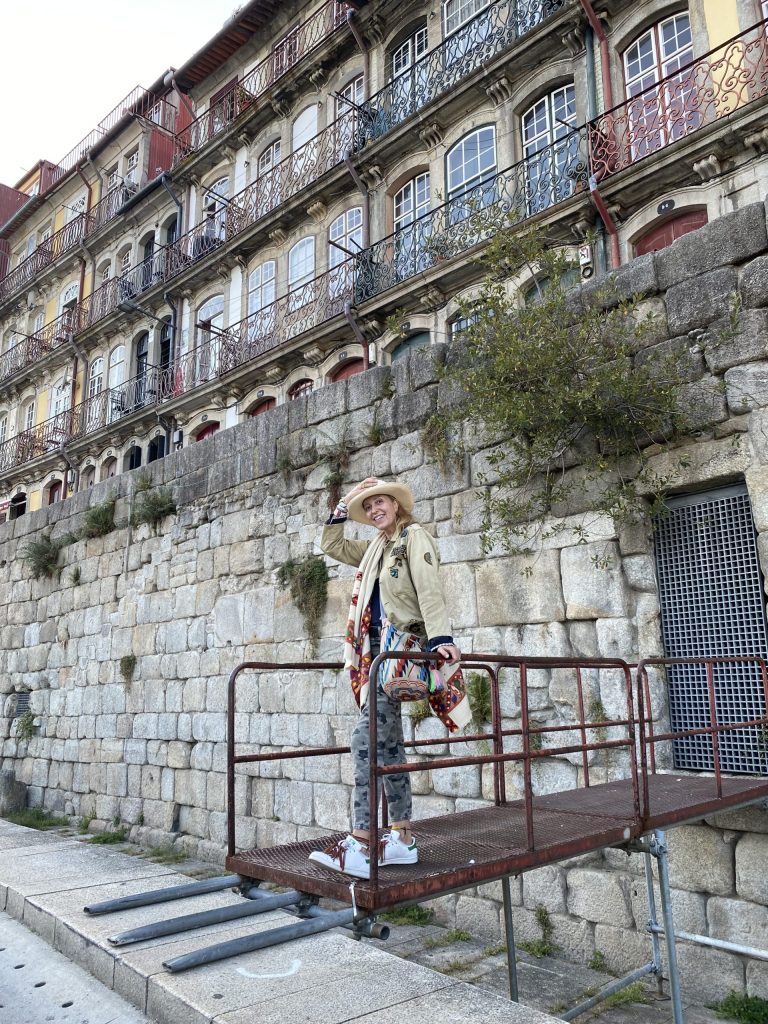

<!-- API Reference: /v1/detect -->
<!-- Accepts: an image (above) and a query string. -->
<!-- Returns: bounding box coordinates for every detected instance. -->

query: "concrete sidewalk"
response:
[0,819,556,1024]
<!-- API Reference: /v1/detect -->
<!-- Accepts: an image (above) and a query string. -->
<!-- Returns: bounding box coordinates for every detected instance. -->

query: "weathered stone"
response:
[567,869,633,926]
[735,832,768,904]
[0,769,26,815]
[740,254,768,308]
[668,825,735,895]
[432,763,482,799]
[725,361,768,413]
[523,865,567,914]
[705,308,768,373]
[655,203,768,289]
[476,552,565,626]
[560,542,629,619]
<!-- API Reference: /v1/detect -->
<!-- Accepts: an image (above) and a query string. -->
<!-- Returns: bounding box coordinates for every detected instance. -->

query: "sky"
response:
[0,0,245,188]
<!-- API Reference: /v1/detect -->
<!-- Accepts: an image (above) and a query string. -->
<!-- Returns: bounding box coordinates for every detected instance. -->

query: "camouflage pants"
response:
[351,640,412,830]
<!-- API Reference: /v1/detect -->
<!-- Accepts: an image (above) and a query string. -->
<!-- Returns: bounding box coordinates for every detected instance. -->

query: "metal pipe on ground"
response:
[560,962,658,1021]
[109,889,304,946]
[163,908,358,972]
[84,875,241,915]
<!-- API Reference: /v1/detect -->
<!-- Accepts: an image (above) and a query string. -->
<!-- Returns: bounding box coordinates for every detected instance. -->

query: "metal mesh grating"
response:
[654,485,768,773]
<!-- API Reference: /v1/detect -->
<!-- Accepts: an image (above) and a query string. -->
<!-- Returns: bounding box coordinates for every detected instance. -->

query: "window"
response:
[247,261,277,349]
[393,172,431,278]
[9,493,26,519]
[23,400,35,432]
[106,166,119,191]
[329,208,363,298]
[288,379,313,400]
[446,126,497,223]
[51,375,71,418]
[203,176,229,241]
[89,357,104,398]
[292,106,318,176]
[392,26,428,77]
[623,14,696,160]
[288,237,315,310]
[256,140,282,215]
[108,345,127,422]
[273,23,300,77]
[335,75,364,154]
[125,151,139,188]
[100,456,117,481]
[443,0,489,35]
[65,194,87,224]
[25,234,36,259]
[147,435,166,462]
[99,262,111,284]
[159,321,173,371]
[450,310,481,338]
[522,85,578,214]
[634,209,708,256]
[387,25,430,129]
[0,416,6,444]
[33,312,44,335]
[60,282,79,312]
[248,397,276,416]
[47,480,63,505]
[329,358,365,382]
[195,421,220,442]
[763,0,768,18]
[196,295,224,382]
[125,445,142,471]
[80,466,96,489]
[119,247,132,275]
[259,140,281,176]
[392,331,430,361]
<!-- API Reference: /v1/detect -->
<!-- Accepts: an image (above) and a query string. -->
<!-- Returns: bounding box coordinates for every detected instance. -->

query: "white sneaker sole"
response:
[380,849,419,866]
[308,850,370,879]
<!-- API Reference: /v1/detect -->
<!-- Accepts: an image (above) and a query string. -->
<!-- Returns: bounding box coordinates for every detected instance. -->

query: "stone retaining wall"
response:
[3,199,768,998]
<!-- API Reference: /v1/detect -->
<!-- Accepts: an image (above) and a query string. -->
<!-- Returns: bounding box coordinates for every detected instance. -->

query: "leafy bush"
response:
[14,709,35,741]
[132,485,176,529]
[119,654,137,683]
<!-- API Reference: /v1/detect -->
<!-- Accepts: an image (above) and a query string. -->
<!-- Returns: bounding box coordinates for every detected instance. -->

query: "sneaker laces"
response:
[320,835,364,870]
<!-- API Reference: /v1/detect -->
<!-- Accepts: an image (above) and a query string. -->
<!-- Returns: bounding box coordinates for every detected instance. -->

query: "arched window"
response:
[446,126,496,219]
[136,332,149,380]
[195,421,220,441]
[147,435,166,462]
[89,357,104,398]
[139,232,157,291]
[393,172,430,278]
[9,492,26,519]
[288,238,315,310]
[100,456,117,481]
[522,85,578,214]
[60,282,79,313]
[392,331,430,361]
[108,345,127,421]
[47,480,63,505]
[98,260,111,285]
[634,209,708,256]
[329,358,365,382]
[165,215,178,247]
[288,379,313,400]
[390,25,428,79]
[159,320,173,371]
[248,261,277,348]
[292,106,318,175]
[202,176,229,241]
[196,296,224,382]
[385,24,429,134]
[248,397,276,416]
[623,14,695,159]
[0,415,7,445]
[22,398,36,432]
[335,75,364,154]
[257,140,282,213]
[80,465,96,489]
[124,445,142,471]
[51,374,71,418]
[443,0,490,35]
[443,0,492,62]
[329,208,362,297]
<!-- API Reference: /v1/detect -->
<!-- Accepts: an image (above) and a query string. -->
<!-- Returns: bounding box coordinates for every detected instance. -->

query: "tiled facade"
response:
[1,0,767,517]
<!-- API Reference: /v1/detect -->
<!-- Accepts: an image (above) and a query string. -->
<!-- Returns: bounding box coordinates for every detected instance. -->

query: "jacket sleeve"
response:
[321,520,370,568]
[406,526,453,647]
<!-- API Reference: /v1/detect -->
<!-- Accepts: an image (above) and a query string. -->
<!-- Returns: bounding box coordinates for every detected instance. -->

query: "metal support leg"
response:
[163,908,360,972]
[84,875,241,915]
[651,829,685,1024]
[501,875,519,1002]
[643,842,667,999]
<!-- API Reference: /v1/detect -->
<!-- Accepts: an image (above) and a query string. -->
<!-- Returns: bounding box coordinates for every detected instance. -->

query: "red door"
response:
[635,210,708,256]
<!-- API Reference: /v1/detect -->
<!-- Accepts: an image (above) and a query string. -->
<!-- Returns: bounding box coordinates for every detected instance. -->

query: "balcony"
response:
[0,214,88,305]
[0,409,72,474]
[173,0,346,166]
[358,0,565,147]
[164,112,356,283]
[589,18,768,183]
[158,260,355,401]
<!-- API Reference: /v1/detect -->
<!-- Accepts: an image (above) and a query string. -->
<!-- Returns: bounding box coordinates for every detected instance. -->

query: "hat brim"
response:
[347,481,415,525]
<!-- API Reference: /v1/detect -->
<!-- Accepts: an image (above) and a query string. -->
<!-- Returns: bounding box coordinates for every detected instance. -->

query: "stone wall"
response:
[3,200,768,998]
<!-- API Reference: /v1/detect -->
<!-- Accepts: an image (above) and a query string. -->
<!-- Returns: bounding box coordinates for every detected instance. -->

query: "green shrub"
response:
[119,654,137,683]
[277,555,329,657]
[6,807,69,830]
[710,992,768,1024]
[132,485,176,529]
[14,710,35,742]
[88,827,127,844]
[466,672,492,729]
[81,498,116,538]
[22,533,63,579]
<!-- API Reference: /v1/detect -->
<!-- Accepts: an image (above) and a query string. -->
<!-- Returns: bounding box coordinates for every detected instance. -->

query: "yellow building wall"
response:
[702,0,739,47]
[28,488,42,512]
[37,392,49,423]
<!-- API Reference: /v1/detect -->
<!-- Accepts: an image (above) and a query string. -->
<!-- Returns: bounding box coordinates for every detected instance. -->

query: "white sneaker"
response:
[308,836,370,879]
[379,829,418,866]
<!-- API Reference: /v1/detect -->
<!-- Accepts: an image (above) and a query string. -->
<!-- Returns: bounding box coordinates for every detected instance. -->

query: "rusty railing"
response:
[589,18,768,181]
[173,0,346,165]
[0,214,88,304]
[0,409,73,474]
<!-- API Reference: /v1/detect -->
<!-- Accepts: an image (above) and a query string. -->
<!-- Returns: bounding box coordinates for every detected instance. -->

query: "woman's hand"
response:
[341,478,379,506]
[436,643,461,666]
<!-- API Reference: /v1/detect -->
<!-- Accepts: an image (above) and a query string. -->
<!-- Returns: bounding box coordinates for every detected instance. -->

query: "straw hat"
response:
[347,479,415,525]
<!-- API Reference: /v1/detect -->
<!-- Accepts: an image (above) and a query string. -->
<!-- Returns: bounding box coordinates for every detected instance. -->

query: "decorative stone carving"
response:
[485,76,513,106]
[307,200,328,224]
[268,227,288,246]
[270,94,292,119]
[692,154,722,182]
[744,127,768,155]
[418,285,446,312]
[418,122,444,150]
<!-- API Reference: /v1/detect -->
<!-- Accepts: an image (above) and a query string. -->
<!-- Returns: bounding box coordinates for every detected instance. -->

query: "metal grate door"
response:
[654,485,768,774]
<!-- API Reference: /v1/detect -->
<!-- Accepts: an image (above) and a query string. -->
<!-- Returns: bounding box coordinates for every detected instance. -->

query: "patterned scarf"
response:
[343,528,471,733]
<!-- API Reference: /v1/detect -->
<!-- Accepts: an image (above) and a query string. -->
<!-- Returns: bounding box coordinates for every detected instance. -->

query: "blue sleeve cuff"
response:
[427,635,453,650]
[326,514,348,525]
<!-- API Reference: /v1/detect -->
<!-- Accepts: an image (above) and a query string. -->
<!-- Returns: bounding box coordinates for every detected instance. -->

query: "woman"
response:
[309,477,470,879]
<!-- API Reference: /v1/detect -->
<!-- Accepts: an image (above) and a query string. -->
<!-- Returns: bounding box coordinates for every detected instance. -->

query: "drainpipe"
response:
[344,155,370,248]
[164,70,197,124]
[160,173,184,233]
[578,0,614,111]
[583,25,608,273]
[344,301,370,370]
[589,175,621,269]
[346,10,369,97]
[59,444,79,500]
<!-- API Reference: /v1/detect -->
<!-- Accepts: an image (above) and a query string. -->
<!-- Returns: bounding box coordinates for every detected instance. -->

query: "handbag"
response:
[378,621,446,702]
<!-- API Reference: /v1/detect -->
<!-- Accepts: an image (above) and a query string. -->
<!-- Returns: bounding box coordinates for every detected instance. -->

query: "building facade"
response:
[1,0,766,518]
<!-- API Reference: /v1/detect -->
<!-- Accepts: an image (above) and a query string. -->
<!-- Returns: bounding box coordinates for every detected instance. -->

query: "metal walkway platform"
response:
[226,774,768,911]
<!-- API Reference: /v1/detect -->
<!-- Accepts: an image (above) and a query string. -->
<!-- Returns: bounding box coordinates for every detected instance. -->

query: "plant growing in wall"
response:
[22,533,64,579]
[132,482,177,531]
[277,555,329,657]
[81,497,116,538]
[14,709,35,742]
[442,223,713,552]
[119,654,137,683]
[316,432,352,511]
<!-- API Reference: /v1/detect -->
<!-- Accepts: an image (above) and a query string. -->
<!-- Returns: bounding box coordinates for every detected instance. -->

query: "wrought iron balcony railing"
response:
[164,112,357,282]
[0,368,162,475]
[358,0,565,147]
[157,260,355,401]
[86,180,144,236]
[0,214,88,305]
[0,334,54,384]
[589,17,768,182]
[173,0,346,165]
[355,133,588,303]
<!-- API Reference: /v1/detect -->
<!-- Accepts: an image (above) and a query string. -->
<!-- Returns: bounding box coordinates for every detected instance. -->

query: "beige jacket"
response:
[321,520,452,646]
